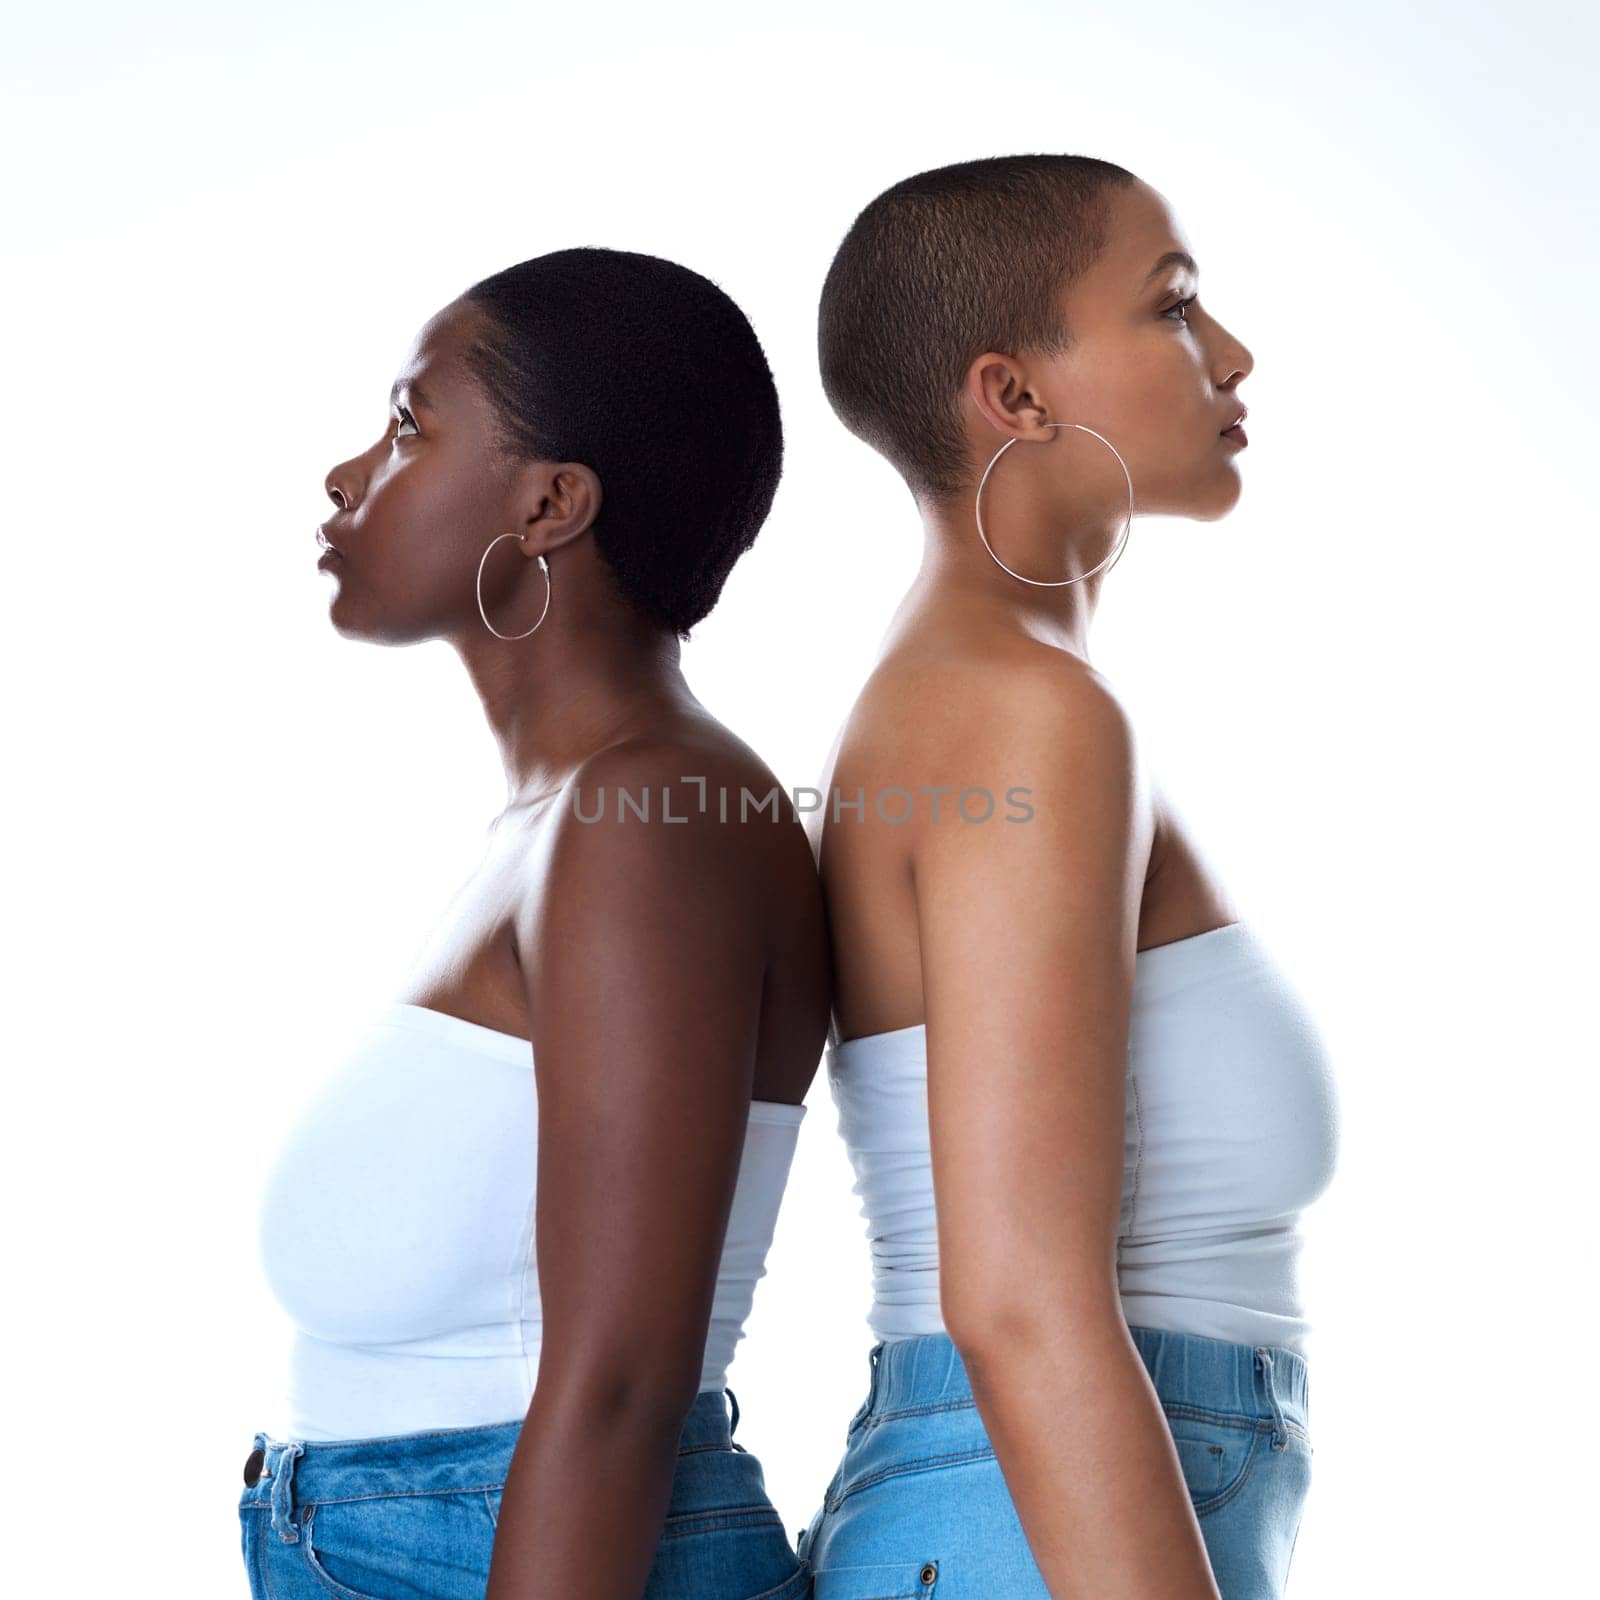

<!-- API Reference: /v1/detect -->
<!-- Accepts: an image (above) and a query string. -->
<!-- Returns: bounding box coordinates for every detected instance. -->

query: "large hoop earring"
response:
[476,533,552,640]
[974,422,1134,588]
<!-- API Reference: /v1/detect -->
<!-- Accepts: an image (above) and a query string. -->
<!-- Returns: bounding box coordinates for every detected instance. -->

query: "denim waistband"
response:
[241,1387,741,1543]
[1125,1325,1307,1429]
[858,1327,1308,1444]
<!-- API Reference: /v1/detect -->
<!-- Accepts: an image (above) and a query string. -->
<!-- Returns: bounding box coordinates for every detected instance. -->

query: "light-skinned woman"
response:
[796,156,1341,1600]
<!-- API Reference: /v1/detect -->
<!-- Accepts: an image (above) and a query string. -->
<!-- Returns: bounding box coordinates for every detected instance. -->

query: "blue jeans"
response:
[239,1387,811,1600]
[797,1327,1312,1599]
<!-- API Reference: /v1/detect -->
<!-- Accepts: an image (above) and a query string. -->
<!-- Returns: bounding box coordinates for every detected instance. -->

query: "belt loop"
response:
[846,1343,883,1436]
[725,1386,743,1446]
[269,1440,305,1541]
[1253,1347,1288,1452]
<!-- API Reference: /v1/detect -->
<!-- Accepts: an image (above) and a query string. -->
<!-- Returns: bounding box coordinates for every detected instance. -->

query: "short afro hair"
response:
[462,247,783,641]
[817,154,1140,505]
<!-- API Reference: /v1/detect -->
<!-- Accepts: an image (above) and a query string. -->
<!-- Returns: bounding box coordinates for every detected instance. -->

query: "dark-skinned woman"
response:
[239,248,829,1600]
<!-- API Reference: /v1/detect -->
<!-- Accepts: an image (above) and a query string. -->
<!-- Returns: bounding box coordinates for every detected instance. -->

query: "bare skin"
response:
[319,294,831,1600]
[805,178,1253,1598]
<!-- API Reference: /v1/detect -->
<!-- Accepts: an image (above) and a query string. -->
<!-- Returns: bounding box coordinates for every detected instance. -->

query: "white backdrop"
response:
[4,2,1595,1594]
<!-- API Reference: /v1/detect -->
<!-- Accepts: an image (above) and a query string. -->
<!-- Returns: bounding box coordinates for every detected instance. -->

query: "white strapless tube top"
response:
[256,1002,806,1440]
[826,922,1340,1357]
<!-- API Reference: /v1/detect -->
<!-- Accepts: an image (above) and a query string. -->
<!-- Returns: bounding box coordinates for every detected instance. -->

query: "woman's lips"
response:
[1221,423,1248,447]
[315,525,345,567]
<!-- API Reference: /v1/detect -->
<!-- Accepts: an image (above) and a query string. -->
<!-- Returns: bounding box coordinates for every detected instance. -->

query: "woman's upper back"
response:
[814,619,1231,1043]
[406,716,831,1108]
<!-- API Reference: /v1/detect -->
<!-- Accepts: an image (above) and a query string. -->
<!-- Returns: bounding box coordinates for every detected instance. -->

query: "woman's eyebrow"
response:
[389,378,437,413]
[1142,249,1199,284]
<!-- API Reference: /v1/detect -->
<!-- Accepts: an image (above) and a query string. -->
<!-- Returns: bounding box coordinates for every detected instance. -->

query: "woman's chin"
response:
[1189,466,1245,522]
[323,586,368,641]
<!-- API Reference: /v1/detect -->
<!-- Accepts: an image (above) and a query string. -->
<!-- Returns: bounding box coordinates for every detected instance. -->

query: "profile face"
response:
[1033,179,1255,523]
[317,298,525,646]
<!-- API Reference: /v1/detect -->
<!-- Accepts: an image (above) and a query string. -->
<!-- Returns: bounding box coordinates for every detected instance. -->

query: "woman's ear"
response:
[509,459,604,557]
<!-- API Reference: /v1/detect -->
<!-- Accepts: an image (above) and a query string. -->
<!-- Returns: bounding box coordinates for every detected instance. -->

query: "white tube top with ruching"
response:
[256,1002,807,1440]
[825,921,1340,1358]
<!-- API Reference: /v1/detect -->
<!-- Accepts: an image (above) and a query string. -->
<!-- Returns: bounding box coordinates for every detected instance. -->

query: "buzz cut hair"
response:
[817,154,1140,504]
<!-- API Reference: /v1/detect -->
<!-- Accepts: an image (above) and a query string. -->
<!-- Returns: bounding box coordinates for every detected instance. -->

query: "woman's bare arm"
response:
[915,659,1222,1600]
[484,740,772,1600]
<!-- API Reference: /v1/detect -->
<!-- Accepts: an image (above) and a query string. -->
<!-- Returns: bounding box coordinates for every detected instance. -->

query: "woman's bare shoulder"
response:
[838,630,1136,779]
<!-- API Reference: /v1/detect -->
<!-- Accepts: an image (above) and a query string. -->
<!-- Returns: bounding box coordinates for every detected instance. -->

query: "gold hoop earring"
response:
[974,422,1134,588]
[476,534,551,640]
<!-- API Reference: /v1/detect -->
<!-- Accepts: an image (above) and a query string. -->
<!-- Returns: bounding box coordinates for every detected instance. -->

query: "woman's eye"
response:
[392,406,418,439]
[1164,294,1199,325]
